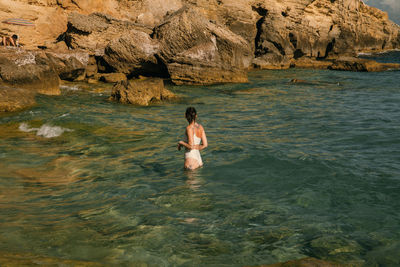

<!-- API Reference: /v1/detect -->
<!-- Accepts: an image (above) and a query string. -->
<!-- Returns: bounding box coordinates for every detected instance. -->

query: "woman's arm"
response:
[178,127,195,150]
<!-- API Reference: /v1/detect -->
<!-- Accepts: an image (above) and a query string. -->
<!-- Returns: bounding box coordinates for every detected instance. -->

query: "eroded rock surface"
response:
[329,57,400,71]
[0,86,36,112]
[252,0,400,67]
[46,51,89,81]
[0,0,399,89]
[110,78,175,106]
[0,49,60,95]
[154,6,252,85]
[103,31,164,77]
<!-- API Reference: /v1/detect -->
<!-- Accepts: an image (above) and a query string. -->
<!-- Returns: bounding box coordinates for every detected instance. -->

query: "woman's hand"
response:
[178,140,195,150]
[178,141,187,150]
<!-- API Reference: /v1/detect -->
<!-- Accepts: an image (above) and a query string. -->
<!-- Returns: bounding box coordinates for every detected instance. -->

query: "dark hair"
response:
[12,34,18,40]
[185,107,197,123]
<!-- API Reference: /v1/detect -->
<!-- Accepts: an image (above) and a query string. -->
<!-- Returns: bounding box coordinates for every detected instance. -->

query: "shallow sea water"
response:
[0,54,400,266]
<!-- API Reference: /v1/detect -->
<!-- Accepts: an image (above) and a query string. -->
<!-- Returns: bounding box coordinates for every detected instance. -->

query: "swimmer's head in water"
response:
[185,107,197,123]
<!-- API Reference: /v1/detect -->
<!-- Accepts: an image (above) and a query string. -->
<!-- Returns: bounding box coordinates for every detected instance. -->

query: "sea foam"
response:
[19,123,72,138]
[60,85,80,91]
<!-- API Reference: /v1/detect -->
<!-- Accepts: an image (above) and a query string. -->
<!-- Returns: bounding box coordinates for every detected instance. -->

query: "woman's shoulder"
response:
[193,123,203,130]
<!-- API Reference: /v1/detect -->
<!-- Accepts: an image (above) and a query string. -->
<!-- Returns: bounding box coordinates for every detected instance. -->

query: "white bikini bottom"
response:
[185,149,203,166]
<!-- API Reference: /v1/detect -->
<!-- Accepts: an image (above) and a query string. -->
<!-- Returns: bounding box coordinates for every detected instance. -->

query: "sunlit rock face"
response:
[0,50,60,95]
[1,0,399,83]
[2,0,398,54]
[153,6,253,85]
[110,78,176,106]
[251,0,400,67]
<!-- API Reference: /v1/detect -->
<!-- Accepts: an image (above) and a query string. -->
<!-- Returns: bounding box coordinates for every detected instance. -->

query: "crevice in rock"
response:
[294,49,304,59]
[96,56,115,73]
[271,41,286,56]
[382,40,387,50]
[289,33,297,49]
[55,32,73,49]
[126,55,170,80]
[67,22,90,36]
[281,11,288,17]
[318,38,336,59]
[252,5,268,57]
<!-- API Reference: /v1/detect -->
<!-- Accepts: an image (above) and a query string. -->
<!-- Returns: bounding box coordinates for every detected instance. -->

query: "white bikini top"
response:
[193,131,202,145]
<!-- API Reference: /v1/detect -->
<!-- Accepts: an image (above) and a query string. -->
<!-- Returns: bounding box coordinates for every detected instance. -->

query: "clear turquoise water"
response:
[0,56,400,266]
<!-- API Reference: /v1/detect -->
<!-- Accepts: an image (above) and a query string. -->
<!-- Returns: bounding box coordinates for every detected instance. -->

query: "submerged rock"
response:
[259,257,346,267]
[0,86,36,112]
[110,78,175,106]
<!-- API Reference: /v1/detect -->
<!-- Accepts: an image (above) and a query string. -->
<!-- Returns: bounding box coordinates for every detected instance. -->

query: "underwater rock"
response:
[0,86,36,112]
[309,235,363,259]
[110,78,175,106]
[0,252,103,266]
[259,257,346,267]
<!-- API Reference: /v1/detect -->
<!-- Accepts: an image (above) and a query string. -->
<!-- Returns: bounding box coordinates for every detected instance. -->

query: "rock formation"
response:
[153,6,252,85]
[1,0,399,74]
[103,30,163,77]
[329,57,400,71]
[110,78,175,106]
[46,51,89,81]
[252,0,400,68]
[0,0,399,110]
[0,49,60,95]
[0,86,36,112]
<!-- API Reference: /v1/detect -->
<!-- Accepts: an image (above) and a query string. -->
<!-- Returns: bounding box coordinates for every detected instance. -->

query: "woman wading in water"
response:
[178,107,208,170]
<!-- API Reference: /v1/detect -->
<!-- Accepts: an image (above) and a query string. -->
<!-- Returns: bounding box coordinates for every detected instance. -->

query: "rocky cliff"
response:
[1,0,400,85]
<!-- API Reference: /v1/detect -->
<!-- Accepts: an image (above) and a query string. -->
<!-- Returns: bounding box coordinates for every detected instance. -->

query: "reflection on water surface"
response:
[0,68,400,266]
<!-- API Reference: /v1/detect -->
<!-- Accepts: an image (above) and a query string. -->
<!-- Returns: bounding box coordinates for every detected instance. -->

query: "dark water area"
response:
[0,60,400,266]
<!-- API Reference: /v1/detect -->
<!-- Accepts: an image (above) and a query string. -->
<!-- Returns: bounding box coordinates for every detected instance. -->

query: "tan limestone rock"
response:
[103,30,163,76]
[98,73,127,83]
[154,6,252,85]
[0,49,60,95]
[0,86,36,112]
[110,78,175,106]
[329,57,400,71]
[252,0,400,66]
[45,50,89,81]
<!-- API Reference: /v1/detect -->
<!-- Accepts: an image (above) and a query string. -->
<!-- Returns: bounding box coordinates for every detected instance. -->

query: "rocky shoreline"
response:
[1,0,400,112]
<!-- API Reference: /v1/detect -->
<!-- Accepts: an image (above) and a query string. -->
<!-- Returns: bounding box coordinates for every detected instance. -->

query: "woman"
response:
[178,107,208,170]
[1,34,18,47]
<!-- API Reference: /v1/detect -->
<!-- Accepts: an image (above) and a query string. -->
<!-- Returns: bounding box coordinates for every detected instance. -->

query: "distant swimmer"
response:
[178,107,208,170]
